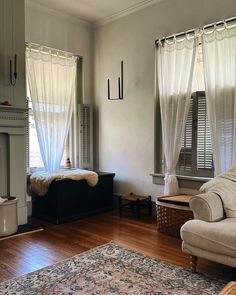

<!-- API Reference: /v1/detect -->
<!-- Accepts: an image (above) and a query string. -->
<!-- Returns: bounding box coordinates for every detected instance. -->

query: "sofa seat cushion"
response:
[181,218,236,257]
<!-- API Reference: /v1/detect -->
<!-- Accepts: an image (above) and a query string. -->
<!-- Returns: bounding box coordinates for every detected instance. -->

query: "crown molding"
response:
[25,0,92,28]
[94,0,162,28]
[25,0,162,29]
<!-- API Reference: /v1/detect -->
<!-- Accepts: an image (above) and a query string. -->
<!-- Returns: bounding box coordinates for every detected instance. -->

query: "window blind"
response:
[196,92,213,170]
[78,104,93,169]
[178,95,195,174]
[177,91,214,177]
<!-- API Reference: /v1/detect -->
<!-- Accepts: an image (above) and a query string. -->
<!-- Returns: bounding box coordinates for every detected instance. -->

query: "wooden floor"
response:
[0,210,235,283]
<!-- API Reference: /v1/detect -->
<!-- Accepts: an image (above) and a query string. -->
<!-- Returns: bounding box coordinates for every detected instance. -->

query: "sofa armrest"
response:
[190,192,224,222]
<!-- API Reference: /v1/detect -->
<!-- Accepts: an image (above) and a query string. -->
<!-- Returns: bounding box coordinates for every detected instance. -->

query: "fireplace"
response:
[0,106,28,225]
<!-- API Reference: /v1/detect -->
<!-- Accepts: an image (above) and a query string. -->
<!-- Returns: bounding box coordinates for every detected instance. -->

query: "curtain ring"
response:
[164,36,171,46]
[197,28,203,44]
[40,46,44,54]
[223,20,227,29]
[195,28,201,37]
[202,25,207,35]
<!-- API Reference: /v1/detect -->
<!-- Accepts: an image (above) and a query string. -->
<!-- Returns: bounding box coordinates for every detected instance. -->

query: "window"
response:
[27,99,70,169]
[155,43,214,178]
[26,45,81,171]
[177,91,214,177]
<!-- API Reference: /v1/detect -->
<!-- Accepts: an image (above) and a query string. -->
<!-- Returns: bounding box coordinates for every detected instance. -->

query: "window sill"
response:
[27,166,67,174]
[27,167,44,174]
[150,173,212,190]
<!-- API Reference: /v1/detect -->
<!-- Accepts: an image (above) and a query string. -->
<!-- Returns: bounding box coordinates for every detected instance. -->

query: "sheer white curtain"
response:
[26,47,77,172]
[157,36,197,195]
[202,24,236,175]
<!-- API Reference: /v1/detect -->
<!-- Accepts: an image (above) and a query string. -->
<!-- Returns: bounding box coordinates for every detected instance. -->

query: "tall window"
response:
[157,43,214,178]
[26,44,78,171]
[156,19,236,183]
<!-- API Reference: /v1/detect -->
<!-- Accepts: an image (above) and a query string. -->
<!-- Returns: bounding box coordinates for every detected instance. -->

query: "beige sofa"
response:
[181,192,236,272]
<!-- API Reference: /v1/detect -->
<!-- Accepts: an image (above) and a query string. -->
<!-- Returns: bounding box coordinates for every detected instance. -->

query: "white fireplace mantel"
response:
[0,105,28,225]
[0,106,28,128]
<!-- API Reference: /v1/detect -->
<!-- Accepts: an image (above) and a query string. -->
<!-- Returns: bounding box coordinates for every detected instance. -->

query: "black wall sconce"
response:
[107,61,123,100]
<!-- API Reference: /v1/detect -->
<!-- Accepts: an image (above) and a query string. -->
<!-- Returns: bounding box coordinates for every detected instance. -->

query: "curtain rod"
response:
[25,42,82,59]
[155,15,236,45]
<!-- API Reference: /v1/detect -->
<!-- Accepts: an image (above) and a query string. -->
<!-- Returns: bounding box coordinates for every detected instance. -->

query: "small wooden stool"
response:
[118,193,152,218]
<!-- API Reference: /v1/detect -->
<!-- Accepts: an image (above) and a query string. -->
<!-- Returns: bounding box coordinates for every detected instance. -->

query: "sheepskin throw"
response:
[30,169,98,196]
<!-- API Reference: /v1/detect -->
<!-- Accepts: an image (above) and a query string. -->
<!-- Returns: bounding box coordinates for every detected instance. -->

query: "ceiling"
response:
[28,0,158,23]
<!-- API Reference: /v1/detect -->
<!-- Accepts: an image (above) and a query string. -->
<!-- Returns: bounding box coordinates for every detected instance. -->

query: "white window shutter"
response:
[78,104,93,169]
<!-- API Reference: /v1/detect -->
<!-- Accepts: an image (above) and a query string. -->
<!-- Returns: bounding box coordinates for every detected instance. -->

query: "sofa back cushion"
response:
[200,163,236,218]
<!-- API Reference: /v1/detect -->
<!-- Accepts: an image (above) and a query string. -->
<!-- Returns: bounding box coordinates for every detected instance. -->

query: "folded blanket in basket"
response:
[200,163,236,218]
[30,169,98,196]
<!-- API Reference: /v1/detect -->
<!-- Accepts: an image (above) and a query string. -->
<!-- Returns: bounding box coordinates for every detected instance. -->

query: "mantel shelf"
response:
[0,106,27,128]
[0,105,28,113]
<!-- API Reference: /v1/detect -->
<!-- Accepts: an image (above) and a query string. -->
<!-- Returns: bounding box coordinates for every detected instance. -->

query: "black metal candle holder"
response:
[107,61,123,100]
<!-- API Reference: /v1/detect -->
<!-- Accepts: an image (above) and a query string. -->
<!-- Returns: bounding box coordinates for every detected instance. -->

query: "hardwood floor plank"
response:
[0,210,235,283]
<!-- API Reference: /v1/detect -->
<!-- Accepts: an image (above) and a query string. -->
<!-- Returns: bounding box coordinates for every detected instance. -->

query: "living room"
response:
[0,0,236,294]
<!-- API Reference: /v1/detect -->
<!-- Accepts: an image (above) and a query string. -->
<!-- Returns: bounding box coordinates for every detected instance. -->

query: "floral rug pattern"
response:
[0,242,226,295]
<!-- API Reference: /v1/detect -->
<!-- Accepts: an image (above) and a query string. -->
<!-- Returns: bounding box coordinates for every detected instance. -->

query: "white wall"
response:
[25,1,94,104]
[94,0,236,198]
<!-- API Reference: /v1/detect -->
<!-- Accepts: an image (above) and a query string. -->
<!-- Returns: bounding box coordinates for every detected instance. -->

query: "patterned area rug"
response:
[0,242,226,295]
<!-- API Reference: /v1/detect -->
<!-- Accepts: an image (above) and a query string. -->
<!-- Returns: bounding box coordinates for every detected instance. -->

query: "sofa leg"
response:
[190,255,197,273]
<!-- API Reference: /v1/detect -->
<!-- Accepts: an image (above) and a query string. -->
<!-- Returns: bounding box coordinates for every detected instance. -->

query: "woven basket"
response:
[156,202,193,238]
